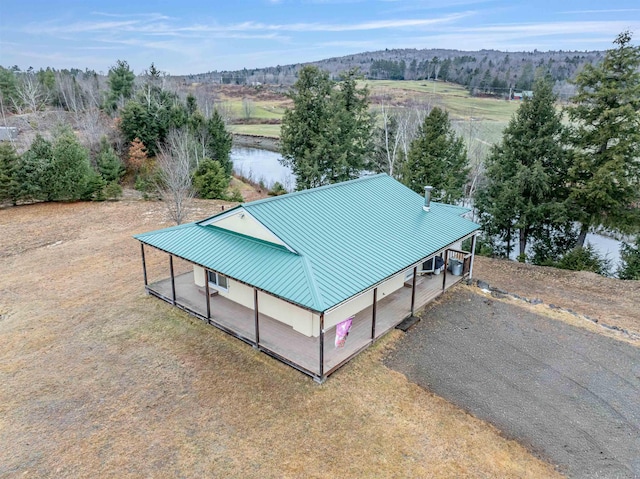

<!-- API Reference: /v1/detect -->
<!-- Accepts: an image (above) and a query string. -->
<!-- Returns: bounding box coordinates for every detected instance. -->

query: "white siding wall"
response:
[324,271,405,330]
[213,210,287,246]
[193,266,407,337]
[192,265,317,337]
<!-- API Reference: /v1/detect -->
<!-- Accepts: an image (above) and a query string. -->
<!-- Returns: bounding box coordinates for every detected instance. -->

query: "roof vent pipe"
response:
[423,186,433,212]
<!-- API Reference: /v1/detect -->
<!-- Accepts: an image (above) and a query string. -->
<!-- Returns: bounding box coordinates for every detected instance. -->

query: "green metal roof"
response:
[135,174,480,312]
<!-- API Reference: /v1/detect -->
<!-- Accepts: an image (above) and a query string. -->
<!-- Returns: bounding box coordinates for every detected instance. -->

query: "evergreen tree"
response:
[281,66,335,190]
[0,142,20,204]
[475,77,569,258]
[404,107,469,204]
[96,137,125,183]
[127,138,148,173]
[205,110,233,176]
[566,31,640,247]
[0,67,20,112]
[617,237,640,280]
[106,60,135,112]
[192,158,230,199]
[280,66,373,190]
[119,86,189,156]
[16,134,54,202]
[49,128,97,201]
[329,69,374,182]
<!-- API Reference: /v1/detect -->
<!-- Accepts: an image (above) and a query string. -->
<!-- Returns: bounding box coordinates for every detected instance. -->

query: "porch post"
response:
[371,288,377,340]
[205,269,211,320]
[410,266,417,316]
[442,250,449,291]
[254,288,260,347]
[469,234,477,280]
[169,255,176,305]
[319,313,325,379]
[140,243,148,287]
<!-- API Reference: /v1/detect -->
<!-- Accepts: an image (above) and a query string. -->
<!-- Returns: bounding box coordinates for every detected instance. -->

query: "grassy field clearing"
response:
[229,123,283,138]
[364,80,519,122]
[224,99,288,121]
[0,199,560,478]
[227,80,517,141]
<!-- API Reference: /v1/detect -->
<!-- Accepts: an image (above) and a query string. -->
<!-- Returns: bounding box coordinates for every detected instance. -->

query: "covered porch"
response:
[139,238,475,382]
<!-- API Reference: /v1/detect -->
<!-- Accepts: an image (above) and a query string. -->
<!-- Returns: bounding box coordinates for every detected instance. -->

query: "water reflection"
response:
[231,147,295,191]
[231,147,623,270]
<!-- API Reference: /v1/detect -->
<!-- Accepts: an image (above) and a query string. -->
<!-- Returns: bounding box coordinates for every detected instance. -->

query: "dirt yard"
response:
[0,198,560,478]
[474,256,640,336]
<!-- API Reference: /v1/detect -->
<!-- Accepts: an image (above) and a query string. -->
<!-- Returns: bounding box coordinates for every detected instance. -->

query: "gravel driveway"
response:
[385,288,640,478]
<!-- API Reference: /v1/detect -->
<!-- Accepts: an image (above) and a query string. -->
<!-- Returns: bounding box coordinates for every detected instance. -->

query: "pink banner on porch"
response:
[335,317,354,349]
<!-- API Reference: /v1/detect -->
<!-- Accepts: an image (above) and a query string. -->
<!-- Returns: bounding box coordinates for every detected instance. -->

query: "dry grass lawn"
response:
[0,199,561,478]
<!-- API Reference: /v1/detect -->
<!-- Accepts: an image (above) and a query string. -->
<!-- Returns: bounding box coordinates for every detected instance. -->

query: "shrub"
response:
[462,234,497,257]
[617,237,640,280]
[193,158,230,200]
[103,182,123,201]
[530,223,579,266]
[268,182,287,196]
[227,187,243,203]
[96,137,125,183]
[555,244,611,276]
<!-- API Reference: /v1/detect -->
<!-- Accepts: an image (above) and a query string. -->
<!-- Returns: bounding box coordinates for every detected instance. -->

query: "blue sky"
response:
[1,0,639,75]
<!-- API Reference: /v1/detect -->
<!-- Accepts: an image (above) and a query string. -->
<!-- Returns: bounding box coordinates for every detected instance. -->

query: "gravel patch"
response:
[385,289,640,478]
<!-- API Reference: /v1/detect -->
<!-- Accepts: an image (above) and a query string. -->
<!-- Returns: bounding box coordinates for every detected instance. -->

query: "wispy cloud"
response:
[22,11,473,38]
[461,20,639,37]
[558,9,640,14]
[90,11,172,20]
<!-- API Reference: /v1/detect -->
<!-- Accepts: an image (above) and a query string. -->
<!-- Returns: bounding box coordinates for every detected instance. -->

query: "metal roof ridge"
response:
[196,205,243,225]
[133,221,197,239]
[431,202,472,214]
[200,224,296,253]
[299,255,325,311]
[242,173,389,209]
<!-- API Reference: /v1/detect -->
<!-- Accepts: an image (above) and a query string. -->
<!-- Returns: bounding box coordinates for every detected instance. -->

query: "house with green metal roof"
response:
[134,173,480,381]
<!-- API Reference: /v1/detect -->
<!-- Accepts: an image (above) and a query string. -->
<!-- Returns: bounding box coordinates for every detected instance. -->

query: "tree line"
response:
[279,33,640,280]
[188,47,602,99]
[0,60,239,224]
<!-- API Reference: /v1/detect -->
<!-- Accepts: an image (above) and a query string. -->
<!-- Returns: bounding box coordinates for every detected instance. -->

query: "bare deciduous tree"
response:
[378,101,404,176]
[242,98,255,119]
[15,74,49,113]
[156,129,195,225]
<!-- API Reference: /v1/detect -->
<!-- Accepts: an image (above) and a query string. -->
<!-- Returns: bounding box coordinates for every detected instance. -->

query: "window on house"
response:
[207,270,229,291]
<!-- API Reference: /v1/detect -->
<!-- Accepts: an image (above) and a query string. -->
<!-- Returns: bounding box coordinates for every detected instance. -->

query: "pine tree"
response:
[96,137,125,183]
[280,66,373,190]
[119,85,189,156]
[16,134,53,202]
[281,66,336,190]
[617,237,640,280]
[0,67,20,112]
[566,31,640,247]
[0,142,19,205]
[49,128,95,201]
[328,69,374,183]
[475,77,569,258]
[106,60,135,112]
[205,110,233,176]
[127,138,147,173]
[192,158,230,199]
[404,107,469,204]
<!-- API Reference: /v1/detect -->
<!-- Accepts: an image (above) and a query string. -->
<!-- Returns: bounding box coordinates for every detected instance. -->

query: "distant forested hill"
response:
[185,48,603,98]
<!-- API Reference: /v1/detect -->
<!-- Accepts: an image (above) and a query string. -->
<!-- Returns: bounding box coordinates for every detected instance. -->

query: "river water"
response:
[231,146,624,271]
[231,147,295,192]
